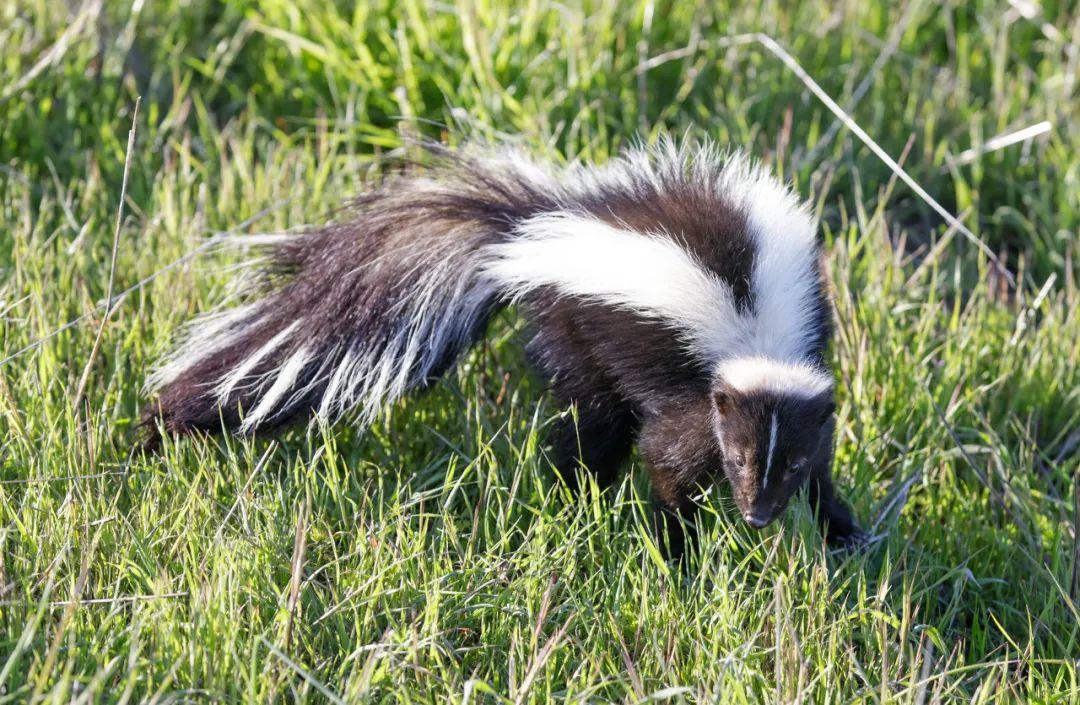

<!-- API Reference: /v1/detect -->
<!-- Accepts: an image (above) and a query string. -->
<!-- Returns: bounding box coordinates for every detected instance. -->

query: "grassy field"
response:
[1,0,1079,701]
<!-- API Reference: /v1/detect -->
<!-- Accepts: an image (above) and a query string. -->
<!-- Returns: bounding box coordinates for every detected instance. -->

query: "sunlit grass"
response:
[0,0,1077,701]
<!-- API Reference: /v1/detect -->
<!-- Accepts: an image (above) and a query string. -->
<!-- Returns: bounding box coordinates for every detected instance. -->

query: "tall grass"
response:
[0,0,1077,701]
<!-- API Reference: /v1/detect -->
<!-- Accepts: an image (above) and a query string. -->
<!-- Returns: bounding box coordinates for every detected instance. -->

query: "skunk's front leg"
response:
[647,468,700,561]
[808,464,863,546]
[638,396,720,561]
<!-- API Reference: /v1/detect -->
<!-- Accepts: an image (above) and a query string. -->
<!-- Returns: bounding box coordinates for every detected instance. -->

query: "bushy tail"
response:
[143,146,557,443]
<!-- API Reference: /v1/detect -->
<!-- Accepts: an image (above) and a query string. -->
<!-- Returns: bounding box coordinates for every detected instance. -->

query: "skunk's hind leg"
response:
[548,399,637,492]
[636,396,722,562]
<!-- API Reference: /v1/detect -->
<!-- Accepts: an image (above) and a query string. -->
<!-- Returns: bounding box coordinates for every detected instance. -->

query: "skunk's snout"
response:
[743,510,773,529]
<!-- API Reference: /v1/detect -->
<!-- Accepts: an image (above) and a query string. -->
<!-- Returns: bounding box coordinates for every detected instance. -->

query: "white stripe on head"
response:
[717,356,833,398]
[483,212,748,362]
[763,411,778,490]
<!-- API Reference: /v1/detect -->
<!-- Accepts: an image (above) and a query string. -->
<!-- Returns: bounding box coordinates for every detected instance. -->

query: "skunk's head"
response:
[710,358,835,529]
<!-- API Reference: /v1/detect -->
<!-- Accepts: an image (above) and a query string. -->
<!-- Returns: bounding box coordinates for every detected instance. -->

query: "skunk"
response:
[144,138,862,556]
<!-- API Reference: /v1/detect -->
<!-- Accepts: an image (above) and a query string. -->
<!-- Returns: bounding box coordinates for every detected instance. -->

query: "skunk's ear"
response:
[712,382,735,416]
[819,399,836,426]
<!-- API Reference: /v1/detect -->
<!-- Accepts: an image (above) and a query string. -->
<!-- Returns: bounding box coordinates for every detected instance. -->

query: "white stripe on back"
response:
[481,142,833,395]
[483,214,746,361]
[482,210,833,395]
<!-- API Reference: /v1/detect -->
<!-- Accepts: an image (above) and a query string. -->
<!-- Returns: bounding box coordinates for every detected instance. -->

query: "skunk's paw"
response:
[826,526,886,553]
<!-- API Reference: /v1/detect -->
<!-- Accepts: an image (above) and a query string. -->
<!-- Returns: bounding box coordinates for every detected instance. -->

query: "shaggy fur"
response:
[144,137,861,556]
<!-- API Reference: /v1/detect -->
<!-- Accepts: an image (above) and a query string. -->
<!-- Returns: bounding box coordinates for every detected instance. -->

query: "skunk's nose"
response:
[743,511,771,529]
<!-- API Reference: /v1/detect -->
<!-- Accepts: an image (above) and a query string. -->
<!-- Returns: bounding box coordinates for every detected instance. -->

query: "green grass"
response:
[1,0,1079,701]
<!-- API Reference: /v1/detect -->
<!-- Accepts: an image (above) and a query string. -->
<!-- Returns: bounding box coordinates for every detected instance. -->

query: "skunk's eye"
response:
[788,460,805,474]
[734,453,746,468]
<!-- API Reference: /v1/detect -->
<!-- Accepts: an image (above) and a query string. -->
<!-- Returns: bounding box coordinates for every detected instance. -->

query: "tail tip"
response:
[136,405,166,455]
[136,400,204,454]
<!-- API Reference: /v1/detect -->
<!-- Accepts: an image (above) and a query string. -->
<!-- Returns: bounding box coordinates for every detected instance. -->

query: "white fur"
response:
[764,411,779,489]
[241,345,312,431]
[145,302,265,392]
[213,321,300,402]
[717,356,833,398]
[741,166,822,363]
[484,214,748,361]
